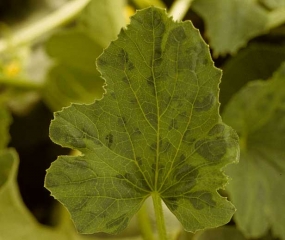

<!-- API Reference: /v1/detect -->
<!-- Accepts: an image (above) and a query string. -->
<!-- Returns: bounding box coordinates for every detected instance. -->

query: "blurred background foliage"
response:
[0,0,285,239]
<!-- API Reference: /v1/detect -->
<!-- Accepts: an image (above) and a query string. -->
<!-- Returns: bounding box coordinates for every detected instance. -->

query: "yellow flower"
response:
[3,60,21,77]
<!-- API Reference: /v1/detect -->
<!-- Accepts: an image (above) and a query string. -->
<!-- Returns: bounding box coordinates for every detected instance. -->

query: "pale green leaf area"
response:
[131,0,166,9]
[45,7,239,235]
[44,0,126,111]
[0,149,70,240]
[0,106,12,149]
[78,0,127,48]
[44,30,105,111]
[192,0,268,56]
[220,43,285,109]
[223,63,285,239]
[260,0,285,9]
[0,149,144,240]
[192,0,285,56]
[46,30,105,74]
[193,226,246,240]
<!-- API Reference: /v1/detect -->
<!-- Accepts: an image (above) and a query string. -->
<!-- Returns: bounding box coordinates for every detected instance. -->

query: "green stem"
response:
[0,77,43,90]
[137,201,155,240]
[0,0,91,53]
[168,0,194,21]
[152,192,168,240]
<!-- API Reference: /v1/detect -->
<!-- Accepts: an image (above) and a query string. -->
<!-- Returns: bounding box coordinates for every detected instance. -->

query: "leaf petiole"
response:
[137,201,155,240]
[0,0,91,53]
[152,192,168,240]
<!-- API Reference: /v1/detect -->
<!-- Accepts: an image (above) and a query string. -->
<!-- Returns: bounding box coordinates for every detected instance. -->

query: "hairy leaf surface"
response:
[45,7,239,234]
[223,63,285,239]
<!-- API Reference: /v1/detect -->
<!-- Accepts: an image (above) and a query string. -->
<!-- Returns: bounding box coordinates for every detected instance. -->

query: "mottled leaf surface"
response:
[45,7,239,234]
[223,63,285,239]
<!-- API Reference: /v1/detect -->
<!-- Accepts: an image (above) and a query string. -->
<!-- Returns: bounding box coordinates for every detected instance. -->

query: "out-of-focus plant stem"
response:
[0,0,91,54]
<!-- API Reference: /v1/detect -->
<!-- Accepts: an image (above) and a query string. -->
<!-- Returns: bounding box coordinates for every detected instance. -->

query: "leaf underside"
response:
[45,7,239,234]
[223,63,285,239]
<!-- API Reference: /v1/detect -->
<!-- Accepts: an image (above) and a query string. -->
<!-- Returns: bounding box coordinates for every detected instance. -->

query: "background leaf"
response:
[192,0,268,56]
[46,30,104,73]
[219,43,285,109]
[130,0,165,8]
[260,0,285,9]
[0,149,71,240]
[43,0,126,111]
[193,227,246,240]
[191,0,285,56]
[0,106,12,149]
[78,0,126,48]
[0,148,143,240]
[44,29,105,111]
[45,7,239,235]
[223,63,285,239]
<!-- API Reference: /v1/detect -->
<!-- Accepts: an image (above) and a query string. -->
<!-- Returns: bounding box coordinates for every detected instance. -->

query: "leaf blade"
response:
[192,0,268,56]
[46,7,239,234]
[223,62,285,239]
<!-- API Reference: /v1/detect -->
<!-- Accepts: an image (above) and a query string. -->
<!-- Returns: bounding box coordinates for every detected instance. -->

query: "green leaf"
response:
[78,0,126,48]
[223,63,285,239]
[260,0,285,9]
[45,7,239,235]
[44,0,126,111]
[0,150,143,240]
[194,227,246,240]
[44,30,104,111]
[0,149,75,240]
[46,30,104,74]
[192,0,268,56]
[131,0,166,9]
[0,106,12,149]
[220,43,285,109]
[191,0,285,56]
